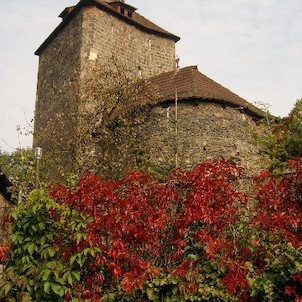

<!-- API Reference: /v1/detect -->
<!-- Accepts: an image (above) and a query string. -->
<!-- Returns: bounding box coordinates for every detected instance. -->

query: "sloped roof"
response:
[35,0,180,55]
[148,66,266,119]
[104,0,137,11]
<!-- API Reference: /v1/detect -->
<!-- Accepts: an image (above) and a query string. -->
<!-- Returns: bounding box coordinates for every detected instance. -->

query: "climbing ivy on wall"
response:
[0,159,301,301]
[34,61,155,182]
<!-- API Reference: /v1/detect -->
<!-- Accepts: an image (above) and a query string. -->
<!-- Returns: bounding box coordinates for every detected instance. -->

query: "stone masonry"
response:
[34,0,265,179]
[94,101,262,179]
[80,6,176,78]
[34,12,82,153]
[136,102,261,172]
[34,0,178,174]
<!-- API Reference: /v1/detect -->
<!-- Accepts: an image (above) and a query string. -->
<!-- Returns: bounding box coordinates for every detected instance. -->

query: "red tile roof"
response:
[148,66,266,119]
[35,0,180,55]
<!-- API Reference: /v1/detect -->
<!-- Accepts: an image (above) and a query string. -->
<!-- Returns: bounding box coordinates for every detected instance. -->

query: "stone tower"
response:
[34,0,180,175]
[34,0,265,180]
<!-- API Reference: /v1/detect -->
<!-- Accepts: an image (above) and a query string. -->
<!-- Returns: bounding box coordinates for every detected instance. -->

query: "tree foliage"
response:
[34,61,155,181]
[0,148,37,202]
[279,99,302,157]
[0,159,301,301]
[257,99,302,170]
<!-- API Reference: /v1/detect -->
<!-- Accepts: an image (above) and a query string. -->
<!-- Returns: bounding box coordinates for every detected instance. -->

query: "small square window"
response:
[127,11,133,18]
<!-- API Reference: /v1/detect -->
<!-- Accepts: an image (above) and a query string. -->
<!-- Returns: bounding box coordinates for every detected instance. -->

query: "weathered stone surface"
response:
[34,3,263,180]
[136,101,260,172]
[80,7,175,78]
[34,12,82,151]
[34,4,176,177]
[94,101,262,179]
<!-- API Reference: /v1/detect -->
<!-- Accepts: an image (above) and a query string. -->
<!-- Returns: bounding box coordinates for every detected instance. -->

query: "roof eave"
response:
[155,96,267,120]
[35,0,87,55]
[35,0,179,56]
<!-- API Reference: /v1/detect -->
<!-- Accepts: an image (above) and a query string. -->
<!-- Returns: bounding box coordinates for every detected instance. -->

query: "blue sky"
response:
[0,0,301,151]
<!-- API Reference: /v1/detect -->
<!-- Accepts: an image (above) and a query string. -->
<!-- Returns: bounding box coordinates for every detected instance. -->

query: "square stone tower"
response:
[34,0,179,176]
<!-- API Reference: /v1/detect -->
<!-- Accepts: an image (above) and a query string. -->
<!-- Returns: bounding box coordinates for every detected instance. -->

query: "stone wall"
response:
[34,12,83,176]
[80,7,176,78]
[34,5,176,178]
[35,12,82,133]
[34,4,261,180]
[138,102,260,171]
[95,101,262,178]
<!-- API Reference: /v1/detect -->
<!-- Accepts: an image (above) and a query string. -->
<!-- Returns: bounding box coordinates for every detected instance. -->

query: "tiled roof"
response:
[35,0,180,55]
[148,66,266,119]
[95,0,179,41]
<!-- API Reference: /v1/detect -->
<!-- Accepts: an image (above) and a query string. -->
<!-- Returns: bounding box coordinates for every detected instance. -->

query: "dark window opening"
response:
[120,7,125,15]
[127,10,133,18]
[161,102,170,109]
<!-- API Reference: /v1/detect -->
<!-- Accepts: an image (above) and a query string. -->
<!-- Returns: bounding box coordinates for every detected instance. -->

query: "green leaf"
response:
[11,234,22,245]
[51,283,65,297]
[40,269,51,281]
[1,283,13,296]
[67,273,74,286]
[70,254,77,266]
[11,211,19,221]
[72,271,81,281]
[187,253,198,261]
[54,270,60,279]
[31,224,37,232]
[74,232,86,244]
[76,254,85,267]
[48,247,57,258]
[295,261,302,271]
[146,288,157,301]
[40,236,46,246]
[38,222,46,230]
[90,247,101,257]
[107,293,116,301]
[43,281,51,294]
[83,247,90,256]
[27,242,35,255]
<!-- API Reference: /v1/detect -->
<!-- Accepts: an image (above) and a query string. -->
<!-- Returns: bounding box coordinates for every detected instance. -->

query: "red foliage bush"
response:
[0,245,9,263]
[1,159,301,301]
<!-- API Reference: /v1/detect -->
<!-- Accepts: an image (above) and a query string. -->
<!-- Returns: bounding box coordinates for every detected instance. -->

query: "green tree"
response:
[0,148,36,202]
[282,99,302,157]
[256,99,302,171]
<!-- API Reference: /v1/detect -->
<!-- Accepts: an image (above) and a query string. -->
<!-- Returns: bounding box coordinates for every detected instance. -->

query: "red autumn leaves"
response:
[48,159,302,300]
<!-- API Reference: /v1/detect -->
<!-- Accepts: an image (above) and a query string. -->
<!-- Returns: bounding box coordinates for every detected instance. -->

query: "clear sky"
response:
[0,0,301,152]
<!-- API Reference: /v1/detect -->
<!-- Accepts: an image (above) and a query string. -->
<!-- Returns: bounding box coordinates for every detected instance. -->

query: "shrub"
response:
[1,159,301,301]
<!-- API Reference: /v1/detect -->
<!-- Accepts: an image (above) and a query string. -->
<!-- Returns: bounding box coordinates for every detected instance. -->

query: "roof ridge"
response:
[148,65,266,119]
[35,0,180,55]
[150,65,197,81]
